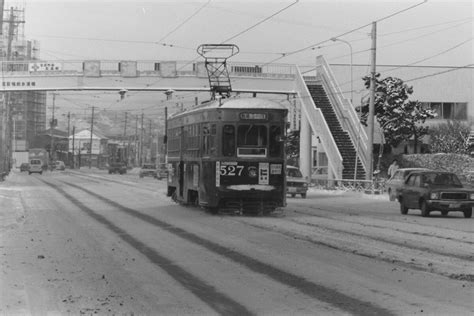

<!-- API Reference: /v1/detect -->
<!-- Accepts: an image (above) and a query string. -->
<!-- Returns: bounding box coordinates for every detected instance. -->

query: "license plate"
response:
[288,187,297,193]
[449,203,460,208]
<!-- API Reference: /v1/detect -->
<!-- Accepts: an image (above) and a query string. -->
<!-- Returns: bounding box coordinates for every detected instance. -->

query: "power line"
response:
[405,64,474,82]
[222,0,299,43]
[156,0,211,44]
[380,37,473,74]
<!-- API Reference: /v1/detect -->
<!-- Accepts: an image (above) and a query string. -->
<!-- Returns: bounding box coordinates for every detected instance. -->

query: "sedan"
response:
[398,170,474,218]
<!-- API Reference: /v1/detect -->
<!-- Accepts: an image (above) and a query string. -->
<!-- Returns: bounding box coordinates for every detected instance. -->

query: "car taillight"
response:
[430,192,440,200]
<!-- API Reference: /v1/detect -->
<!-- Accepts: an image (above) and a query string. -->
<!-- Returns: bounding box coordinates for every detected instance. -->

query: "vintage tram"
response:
[166,97,288,214]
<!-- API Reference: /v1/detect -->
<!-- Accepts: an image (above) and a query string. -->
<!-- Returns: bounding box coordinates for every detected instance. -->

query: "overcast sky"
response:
[9,0,474,119]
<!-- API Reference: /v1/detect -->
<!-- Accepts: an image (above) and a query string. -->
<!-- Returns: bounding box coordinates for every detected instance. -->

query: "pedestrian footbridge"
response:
[0,56,369,181]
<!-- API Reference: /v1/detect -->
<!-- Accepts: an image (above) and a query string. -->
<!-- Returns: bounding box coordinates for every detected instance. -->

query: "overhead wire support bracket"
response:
[197,44,239,99]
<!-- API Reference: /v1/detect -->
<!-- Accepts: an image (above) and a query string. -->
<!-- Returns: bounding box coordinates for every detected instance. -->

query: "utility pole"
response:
[140,112,144,165]
[66,111,70,166]
[50,93,56,164]
[149,119,152,163]
[89,106,94,169]
[367,21,377,181]
[135,115,138,166]
[164,106,168,164]
[123,112,127,163]
[71,126,75,169]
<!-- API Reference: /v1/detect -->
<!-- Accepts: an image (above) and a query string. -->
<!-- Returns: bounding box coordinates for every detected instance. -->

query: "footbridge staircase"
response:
[296,56,369,181]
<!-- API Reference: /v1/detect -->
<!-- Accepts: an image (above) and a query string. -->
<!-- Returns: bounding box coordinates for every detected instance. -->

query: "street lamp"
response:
[331,37,353,103]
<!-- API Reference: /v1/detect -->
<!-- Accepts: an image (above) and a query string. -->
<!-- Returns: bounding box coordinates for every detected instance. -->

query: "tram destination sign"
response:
[239,112,267,120]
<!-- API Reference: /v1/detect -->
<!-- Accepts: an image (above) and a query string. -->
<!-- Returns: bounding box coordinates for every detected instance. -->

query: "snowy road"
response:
[1,169,472,315]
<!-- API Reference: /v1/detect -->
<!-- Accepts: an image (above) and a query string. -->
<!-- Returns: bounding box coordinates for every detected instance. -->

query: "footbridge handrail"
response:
[315,55,369,173]
[295,66,343,179]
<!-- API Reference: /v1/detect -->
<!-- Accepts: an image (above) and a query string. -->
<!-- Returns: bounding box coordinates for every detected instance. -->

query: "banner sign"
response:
[29,62,62,72]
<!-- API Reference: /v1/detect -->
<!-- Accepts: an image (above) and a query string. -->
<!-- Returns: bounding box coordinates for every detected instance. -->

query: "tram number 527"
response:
[220,165,244,176]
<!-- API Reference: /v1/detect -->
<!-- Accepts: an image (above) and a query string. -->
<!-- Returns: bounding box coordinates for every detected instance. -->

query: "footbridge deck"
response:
[0,60,297,94]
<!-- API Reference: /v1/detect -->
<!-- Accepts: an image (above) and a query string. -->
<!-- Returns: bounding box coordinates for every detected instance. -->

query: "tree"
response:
[358,74,436,152]
[428,120,470,154]
[285,130,300,165]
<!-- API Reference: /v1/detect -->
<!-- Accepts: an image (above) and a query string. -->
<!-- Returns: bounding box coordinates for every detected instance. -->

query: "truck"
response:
[28,148,49,171]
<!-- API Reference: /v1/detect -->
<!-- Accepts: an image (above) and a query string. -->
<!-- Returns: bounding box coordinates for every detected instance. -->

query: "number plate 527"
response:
[220,165,244,176]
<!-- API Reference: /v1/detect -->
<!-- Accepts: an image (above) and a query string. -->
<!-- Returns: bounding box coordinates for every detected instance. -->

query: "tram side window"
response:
[222,125,235,156]
[202,124,210,155]
[269,125,283,157]
[210,124,217,154]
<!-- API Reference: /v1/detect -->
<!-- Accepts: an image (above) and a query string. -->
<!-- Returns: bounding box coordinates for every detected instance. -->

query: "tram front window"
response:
[237,124,267,157]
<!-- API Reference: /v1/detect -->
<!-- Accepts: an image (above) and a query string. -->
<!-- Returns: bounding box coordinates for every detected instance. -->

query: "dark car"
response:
[398,171,474,218]
[20,162,30,172]
[108,162,127,175]
[139,163,157,178]
[286,166,308,198]
[385,168,431,201]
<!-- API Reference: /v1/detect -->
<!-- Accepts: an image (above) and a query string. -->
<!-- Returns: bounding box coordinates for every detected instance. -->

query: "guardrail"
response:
[311,178,387,195]
[0,60,297,79]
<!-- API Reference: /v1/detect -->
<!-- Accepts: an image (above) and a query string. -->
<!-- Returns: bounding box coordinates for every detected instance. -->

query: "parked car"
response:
[20,162,30,172]
[156,164,169,180]
[55,160,66,171]
[108,162,127,175]
[385,168,430,201]
[139,163,158,178]
[397,170,474,218]
[28,159,43,175]
[286,166,308,198]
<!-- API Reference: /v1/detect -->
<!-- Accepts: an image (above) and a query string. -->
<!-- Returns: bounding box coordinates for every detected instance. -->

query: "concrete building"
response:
[0,5,46,172]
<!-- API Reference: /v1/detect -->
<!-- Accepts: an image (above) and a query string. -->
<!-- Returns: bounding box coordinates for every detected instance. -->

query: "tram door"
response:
[179,161,184,197]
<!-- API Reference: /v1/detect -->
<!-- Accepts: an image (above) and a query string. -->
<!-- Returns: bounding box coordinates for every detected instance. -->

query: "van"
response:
[29,159,43,175]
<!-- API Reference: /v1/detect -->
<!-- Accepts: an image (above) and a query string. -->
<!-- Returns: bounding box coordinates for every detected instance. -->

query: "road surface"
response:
[1,169,472,315]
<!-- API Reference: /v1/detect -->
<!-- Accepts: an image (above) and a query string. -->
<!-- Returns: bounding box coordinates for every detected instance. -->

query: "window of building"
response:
[422,102,468,120]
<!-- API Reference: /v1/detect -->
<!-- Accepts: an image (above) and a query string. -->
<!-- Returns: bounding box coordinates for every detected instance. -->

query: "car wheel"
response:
[291,193,296,198]
[463,208,472,218]
[420,200,430,217]
[441,210,449,217]
[388,188,395,202]
[399,198,408,215]
[301,193,306,198]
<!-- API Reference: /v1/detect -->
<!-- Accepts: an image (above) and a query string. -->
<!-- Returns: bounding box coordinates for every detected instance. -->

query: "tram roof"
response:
[170,97,288,119]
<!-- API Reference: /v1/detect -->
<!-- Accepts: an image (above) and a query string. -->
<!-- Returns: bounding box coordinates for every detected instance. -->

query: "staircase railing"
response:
[315,55,369,175]
[295,66,343,179]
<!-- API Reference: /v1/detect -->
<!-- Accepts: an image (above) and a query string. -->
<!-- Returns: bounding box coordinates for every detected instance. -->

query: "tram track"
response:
[38,176,394,316]
[65,172,473,282]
